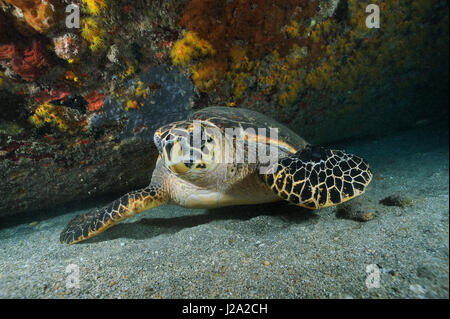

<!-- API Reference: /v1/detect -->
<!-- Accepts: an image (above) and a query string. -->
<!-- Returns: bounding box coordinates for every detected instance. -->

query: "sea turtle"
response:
[60,107,372,244]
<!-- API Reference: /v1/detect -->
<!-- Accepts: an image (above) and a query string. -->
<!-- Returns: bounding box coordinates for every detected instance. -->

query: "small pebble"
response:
[380,195,412,208]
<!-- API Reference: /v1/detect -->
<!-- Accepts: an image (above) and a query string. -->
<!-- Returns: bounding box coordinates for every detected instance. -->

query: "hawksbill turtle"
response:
[60,107,372,244]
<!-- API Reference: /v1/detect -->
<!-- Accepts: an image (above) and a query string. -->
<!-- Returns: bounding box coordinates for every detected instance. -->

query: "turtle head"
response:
[154,121,222,177]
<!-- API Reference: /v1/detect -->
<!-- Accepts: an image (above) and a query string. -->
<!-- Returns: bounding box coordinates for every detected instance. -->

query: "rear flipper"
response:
[263,145,372,209]
[60,185,167,244]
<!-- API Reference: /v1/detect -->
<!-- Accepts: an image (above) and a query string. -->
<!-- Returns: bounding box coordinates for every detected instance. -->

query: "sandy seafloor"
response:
[0,123,448,299]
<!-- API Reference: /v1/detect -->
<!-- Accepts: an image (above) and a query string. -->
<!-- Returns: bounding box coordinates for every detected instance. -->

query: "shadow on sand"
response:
[80,202,320,244]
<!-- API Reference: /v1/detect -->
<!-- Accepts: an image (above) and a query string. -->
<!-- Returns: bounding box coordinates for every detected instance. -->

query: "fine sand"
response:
[0,123,448,298]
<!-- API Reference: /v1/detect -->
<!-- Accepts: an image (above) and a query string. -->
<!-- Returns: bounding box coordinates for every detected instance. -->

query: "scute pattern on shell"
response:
[191,107,308,153]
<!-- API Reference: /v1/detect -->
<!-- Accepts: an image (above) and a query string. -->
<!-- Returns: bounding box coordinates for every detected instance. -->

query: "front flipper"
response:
[60,184,167,244]
[263,145,372,209]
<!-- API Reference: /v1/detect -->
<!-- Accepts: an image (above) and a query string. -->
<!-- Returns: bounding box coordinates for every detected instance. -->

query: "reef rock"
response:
[0,0,448,217]
[0,37,52,81]
[3,0,60,34]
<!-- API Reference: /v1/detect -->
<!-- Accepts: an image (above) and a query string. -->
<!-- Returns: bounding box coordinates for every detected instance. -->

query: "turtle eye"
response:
[169,162,190,174]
